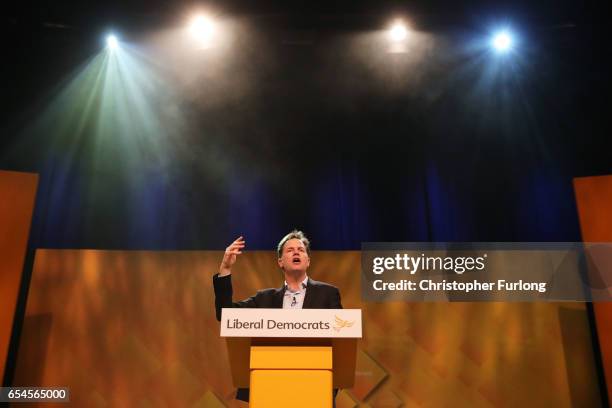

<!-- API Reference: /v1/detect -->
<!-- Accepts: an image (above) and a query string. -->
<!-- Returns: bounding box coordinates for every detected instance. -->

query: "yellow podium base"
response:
[249,346,333,408]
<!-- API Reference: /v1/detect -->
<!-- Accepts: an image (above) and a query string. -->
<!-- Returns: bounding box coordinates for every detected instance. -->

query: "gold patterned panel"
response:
[12,250,600,407]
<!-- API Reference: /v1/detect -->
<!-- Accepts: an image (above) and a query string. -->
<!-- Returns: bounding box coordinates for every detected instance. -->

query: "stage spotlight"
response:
[389,21,408,42]
[491,30,513,53]
[106,34,119,50]
[189,14,215,46]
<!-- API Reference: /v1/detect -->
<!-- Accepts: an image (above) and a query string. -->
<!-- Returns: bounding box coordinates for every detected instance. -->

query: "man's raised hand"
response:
[219,236,245,276]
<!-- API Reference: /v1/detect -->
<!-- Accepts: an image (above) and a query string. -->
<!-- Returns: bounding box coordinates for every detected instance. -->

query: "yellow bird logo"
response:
[333,316,355,332]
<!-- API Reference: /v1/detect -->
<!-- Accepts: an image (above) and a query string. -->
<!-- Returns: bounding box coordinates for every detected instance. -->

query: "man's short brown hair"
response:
[277,230,311,258]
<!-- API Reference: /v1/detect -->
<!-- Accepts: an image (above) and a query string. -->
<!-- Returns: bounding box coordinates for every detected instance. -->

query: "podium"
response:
[220,308,362,407]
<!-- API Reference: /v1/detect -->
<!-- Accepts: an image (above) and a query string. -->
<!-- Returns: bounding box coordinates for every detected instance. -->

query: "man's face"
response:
[278,238,310,274]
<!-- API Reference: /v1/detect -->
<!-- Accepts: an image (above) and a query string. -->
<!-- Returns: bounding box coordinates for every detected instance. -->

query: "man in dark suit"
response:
[213,230,342,403]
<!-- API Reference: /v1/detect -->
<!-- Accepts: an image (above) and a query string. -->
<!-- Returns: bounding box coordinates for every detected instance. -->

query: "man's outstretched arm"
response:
[213,236,258,321]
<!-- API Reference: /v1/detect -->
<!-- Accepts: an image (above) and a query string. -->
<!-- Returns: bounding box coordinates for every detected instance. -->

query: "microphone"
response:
[291,295,297,307]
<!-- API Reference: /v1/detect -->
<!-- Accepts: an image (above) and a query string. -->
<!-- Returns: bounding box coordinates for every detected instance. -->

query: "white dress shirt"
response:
[282,276,308,309]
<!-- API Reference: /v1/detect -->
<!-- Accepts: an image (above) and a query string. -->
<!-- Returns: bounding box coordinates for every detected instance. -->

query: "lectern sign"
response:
[220,308,362,338]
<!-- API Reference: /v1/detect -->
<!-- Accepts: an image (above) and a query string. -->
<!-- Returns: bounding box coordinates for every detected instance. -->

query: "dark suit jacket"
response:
[212,273,343,402]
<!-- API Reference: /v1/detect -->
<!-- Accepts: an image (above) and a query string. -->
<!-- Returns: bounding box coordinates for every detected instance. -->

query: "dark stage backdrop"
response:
[1,11,611,251]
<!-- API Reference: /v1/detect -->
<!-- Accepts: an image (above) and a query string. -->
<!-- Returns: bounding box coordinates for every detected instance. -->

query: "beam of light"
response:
[3,42,190,243]
[388,21,408,42]
[188,14,215,48]
[491,30,513,53]
[448,24,532,149]
[106,34,119,50]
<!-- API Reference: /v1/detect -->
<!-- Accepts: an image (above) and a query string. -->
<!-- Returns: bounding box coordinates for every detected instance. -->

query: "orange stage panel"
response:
[0,170,38,382]
[574,174,612,404]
